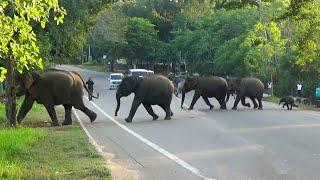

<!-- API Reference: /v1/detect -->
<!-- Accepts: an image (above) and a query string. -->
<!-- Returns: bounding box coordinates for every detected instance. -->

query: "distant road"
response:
[59,65,320,180]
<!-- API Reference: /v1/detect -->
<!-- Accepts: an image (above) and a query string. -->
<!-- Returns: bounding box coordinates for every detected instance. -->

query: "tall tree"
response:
[0,0,65,126]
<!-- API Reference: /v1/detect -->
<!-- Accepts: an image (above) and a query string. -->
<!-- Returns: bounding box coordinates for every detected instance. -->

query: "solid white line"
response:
[83,96,215,180]
[73,109,104,154]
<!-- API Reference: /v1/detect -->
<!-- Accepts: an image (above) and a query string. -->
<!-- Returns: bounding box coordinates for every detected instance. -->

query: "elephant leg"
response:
[282,103,286,108]
[74,102,97,123]
[232,96,241,110]
[62,104,73,125]
[218,97,227,110]
[257,97,263,110]
[286,103,290,110]
[189,91,201,110]
[159,104,173,119]
[43,101,59,126]
[143,103,159,120]
[125,98,142,123]
[290,104,293,110]
[250,97,258,109]
[17,95,34,124]
[241,97,250,108]
[202,96,214,109]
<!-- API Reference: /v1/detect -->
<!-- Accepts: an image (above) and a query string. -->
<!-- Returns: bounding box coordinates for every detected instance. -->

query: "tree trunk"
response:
[5,58,17,126]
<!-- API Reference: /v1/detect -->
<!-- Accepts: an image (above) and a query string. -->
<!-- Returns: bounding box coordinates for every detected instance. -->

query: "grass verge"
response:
[0,98,111,179]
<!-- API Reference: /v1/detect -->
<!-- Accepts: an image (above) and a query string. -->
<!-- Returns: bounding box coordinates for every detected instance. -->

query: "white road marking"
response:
[73,109,104,154]
[81,96,215,180]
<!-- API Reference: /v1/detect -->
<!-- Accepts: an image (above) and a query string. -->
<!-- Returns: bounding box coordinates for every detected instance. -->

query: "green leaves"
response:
[0,0,66,82]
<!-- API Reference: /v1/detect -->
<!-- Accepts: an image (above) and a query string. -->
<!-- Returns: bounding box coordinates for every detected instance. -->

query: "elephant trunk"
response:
[181,88,185,109]
[115,92,121,116]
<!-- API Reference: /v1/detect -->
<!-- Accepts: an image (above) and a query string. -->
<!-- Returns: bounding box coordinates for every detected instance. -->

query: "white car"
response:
[147,70,154,75]
[128,69,148,77]
[108,73,124,90]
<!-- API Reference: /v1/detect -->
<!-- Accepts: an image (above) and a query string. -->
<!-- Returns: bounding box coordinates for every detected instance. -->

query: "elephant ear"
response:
[24,72,40,89]
[24,73,34,89]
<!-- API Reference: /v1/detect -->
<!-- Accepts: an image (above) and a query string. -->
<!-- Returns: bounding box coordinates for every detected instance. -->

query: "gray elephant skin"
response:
[181,76,229,110]
[16,69,97,126]
[228,77,264,110]
[279,96,298,110]
[115,75,174,123]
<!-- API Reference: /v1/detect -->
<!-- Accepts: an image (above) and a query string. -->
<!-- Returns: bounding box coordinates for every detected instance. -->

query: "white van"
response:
[108,73,124,90]
[128,69,148,77]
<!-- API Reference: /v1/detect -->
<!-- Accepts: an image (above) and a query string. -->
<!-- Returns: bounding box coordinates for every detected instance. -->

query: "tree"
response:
[122,17,158,67]
[88,5,126,71]
[0,0,66,126]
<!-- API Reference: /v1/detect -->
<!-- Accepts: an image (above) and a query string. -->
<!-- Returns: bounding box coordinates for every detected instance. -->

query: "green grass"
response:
[0,98,111,179]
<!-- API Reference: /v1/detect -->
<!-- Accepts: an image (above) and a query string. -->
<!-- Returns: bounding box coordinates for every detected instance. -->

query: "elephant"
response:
[115,75,174,123]
[181,76,229,110]
[228,77,264,110]
[16,69,97,126]
[279,96,298,110]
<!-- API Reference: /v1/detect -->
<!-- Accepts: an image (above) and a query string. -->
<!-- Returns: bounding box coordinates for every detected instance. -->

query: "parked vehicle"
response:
[128,69,148,77]
[109,73,124,90]
[147,70,154,75]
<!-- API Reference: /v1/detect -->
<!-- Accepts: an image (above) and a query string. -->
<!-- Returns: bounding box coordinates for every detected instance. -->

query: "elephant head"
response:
[115,76,140,116]
[16,72,40,97]
[227,77,242,95]
[181,76,199,108]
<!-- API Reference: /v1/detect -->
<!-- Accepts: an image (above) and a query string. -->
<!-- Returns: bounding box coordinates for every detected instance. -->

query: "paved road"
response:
[58,65,320,180]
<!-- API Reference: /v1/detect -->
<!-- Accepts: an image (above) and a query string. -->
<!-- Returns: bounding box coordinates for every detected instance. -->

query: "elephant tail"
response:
[72,71,99,99]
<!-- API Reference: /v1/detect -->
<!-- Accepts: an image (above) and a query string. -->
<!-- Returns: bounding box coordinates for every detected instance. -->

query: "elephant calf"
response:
[279,96,298,110]
[115,75,174,123]
[181,76,229,110]
[16,69,97,126]
[228,77,264,110]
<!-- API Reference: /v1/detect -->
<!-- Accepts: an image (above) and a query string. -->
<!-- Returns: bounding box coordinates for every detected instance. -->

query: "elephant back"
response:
[197,76,228,96]
[141,75,174,94]
[240,77,264,97]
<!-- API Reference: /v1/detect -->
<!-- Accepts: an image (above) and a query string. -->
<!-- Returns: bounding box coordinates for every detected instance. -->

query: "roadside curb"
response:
[72,109,139,180]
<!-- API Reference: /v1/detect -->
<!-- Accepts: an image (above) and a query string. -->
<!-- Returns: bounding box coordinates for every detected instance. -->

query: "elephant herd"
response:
[115,75,265,123]
[16,69,265,126]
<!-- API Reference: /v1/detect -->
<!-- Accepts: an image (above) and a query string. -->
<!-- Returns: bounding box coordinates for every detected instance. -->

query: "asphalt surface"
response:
[58,65,320,180]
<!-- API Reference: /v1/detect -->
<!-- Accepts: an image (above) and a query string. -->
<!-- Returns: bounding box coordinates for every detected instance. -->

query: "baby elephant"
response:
[279,96,298,110]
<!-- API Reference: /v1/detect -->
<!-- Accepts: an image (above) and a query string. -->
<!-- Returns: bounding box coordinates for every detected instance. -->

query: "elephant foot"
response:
[170,111,174,117]
[232,106,237,110]
[125,118,132,123]
[210,105,214,110]
[258,107,263,110]
[245,103,251,108]
[152,115,159,121]
[90,112,97,123]
[188,107,193,110]
[254,105,258,109]
[62,121,72,126]
[52,121,60,126]
[164,116,171,120]
[220,106,227,110]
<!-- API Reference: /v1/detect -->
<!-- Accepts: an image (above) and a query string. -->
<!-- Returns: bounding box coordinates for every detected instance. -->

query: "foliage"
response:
[0,0,66,81]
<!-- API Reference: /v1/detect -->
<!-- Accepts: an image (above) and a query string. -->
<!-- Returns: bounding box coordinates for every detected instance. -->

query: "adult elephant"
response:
[16,69,97,126]
[228,77,264,110]
[181,76,229,110]
[115,75,174,123]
